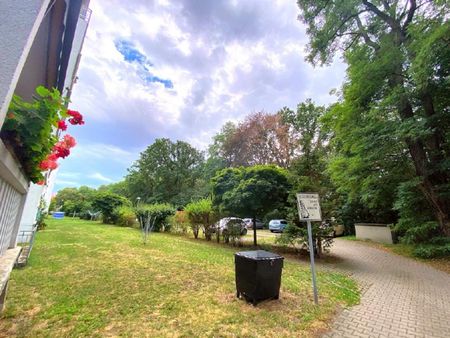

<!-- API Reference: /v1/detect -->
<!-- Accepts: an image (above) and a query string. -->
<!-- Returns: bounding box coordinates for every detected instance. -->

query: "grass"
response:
[243,229,278,245]
[341,236,450,274]
[1,218,359,337]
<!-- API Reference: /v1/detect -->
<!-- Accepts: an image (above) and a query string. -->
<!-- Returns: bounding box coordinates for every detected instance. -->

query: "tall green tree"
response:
[208,122,237,167]
[211,165,291,245]
[297,0,450,236]
[126,138,205,206]
[185,198,216,240]
[54,186,96,215]
[280,100,341,223]
[98,180,130,198]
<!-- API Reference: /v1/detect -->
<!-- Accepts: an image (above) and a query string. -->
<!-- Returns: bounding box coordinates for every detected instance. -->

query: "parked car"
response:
[269,219,288,233]
[243,218,264,229]
[212,217,248,236]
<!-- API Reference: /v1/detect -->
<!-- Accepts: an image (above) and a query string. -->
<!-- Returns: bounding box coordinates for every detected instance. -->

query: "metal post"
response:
[253,216,257,247]
[307,221,319,304]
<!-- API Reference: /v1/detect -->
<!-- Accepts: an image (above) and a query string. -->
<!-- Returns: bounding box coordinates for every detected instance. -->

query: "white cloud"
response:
[54,179,79,186]
[55,0,346,190]
[89,172,114,183]
[70,143,140,165]
[58,172,81,179]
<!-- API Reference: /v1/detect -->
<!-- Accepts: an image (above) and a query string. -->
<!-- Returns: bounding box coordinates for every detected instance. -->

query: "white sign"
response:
[296,193,322,222]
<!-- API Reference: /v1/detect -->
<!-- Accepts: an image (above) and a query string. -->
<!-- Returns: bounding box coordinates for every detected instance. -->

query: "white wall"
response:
[355,223,393,244]
[18,184,44,233]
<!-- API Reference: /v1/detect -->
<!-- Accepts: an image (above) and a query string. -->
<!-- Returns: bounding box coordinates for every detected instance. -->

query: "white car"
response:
[213,217,248,236]
[243,218,264,229]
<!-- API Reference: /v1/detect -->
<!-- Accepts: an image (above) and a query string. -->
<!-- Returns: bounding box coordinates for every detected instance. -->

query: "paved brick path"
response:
[322,239,450,338]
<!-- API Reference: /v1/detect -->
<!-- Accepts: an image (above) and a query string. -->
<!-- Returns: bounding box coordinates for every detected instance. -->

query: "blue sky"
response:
[54,0,346,191]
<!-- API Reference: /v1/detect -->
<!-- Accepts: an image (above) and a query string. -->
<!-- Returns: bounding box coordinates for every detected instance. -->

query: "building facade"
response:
[0,0,90,311]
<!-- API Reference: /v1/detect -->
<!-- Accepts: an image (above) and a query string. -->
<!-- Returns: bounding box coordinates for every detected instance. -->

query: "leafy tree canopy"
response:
[92,192,130,224]
[297,0,450,236]
[126,138,205,207]
[212,165,291,218]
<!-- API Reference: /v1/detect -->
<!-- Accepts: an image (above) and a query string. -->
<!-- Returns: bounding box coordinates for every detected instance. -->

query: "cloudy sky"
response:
[55,0,346,191]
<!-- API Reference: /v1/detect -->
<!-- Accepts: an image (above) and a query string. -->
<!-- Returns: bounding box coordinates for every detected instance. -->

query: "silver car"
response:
[269,219,288,233]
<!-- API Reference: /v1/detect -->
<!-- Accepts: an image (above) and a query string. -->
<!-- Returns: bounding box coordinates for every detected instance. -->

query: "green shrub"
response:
[429,237,450,245]
[393,180,438,243]
[185,199,216,240]
[413,243,450,259]
[135,203,175,232]
[113,206,137,227]
[92,192,131,224]
[79,211,91,220]
[277,223,333,256]
[396,221,440,245]
[168,211,189,235]
[222,219,244,246]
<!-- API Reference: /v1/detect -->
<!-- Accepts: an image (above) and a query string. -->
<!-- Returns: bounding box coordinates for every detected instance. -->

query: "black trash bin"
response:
[235,250,284,305]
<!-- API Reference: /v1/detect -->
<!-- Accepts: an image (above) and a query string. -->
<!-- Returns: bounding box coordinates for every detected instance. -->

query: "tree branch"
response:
[326,10,367,46]
[381,0,391,12]
[312,0,332,19]
[356,15,380,50]
[362,0,399,29]
[344,34,361,51]
[402,0,417,31]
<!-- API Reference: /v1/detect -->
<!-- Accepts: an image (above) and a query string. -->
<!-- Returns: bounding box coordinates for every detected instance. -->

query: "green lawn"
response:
[1,218,358,337]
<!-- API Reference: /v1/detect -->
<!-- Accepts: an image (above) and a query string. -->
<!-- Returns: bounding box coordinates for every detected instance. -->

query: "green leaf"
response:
[35,86,50,97]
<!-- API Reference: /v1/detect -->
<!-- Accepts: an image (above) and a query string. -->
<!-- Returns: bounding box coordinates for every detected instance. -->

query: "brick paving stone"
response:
[320,239,450,338]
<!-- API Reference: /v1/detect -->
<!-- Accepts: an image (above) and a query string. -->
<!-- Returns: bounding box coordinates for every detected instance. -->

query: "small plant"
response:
[113,206,137,227]
[185,199,216,240]
[222,219,244,246]
[134,203,175,244]
[277,223,333,257]
[1,86,84,183]
[168,211,189,235]
[36,197,48,231]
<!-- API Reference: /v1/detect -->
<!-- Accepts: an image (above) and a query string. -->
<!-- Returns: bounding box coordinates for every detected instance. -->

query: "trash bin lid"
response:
[235,250,283,260]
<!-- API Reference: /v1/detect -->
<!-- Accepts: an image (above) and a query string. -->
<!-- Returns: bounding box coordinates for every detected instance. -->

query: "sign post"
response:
[296,193,322,305]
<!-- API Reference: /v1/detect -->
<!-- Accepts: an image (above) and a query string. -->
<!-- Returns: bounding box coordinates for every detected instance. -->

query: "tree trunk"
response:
[388,25,450,237]
[315,237,322,258]
[396,92,450,237]
[193,227,199,239]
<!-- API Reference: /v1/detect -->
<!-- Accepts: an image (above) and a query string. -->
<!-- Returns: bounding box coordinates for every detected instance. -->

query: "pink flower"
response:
[39,159,58,171]
[47,153,60,161]
[37,180,46,186]
[62,134,76,148]
[52,144,70,158]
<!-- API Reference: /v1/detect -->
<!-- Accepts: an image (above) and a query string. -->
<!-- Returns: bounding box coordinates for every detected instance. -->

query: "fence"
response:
[0,140,28,256]
[0,178,23,256]
[15,224,38,267]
